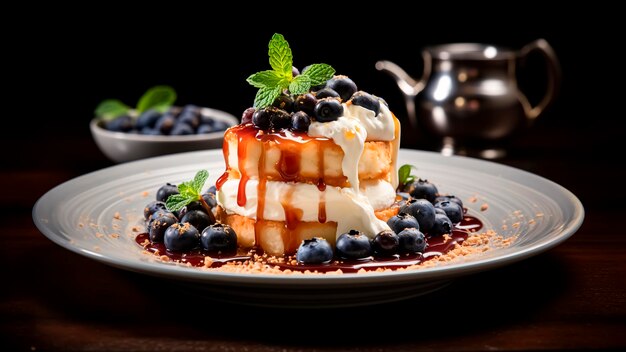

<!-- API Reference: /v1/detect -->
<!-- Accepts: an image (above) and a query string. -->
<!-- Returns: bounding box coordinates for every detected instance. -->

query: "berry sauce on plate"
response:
[136,216,482,273]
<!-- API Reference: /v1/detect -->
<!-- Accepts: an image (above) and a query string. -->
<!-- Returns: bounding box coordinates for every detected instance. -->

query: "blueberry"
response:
[164,222,200,251]
[431,214,453,236]
[314,98,343,122]
[295,93,317,115]
[156,183,179,202]
[202,192,218,209]
[315,88,340,99]
[177,201,202,220]
[105,115,133,132]
[177,195,215,219]
[405,179,439,203]
[148,212,178,243]
[434,201,464,223]
[136,109,162,129]
[197,124,215,134]
[372,230,400,256]
[400,199,436,231]
[154,113,176,134]
[387,212,420,233]
[241,107,255,124]
[397,228,427,253]
[435,207,447,216]
[170,123,194,135]
[268,108,291,129]
[149,208,174,220]
[180,210,213,232]
[180,104,201,115]
[252,109,271,129]
[326,76,358,101]
[434,195,464,209]
[201,223,237,254]
[350,91,381,116]
[335,230,372,259]
[292,66,300,77]
[149,209,176,224]
[212,120,229,131]
[296,238,334,264]
[207,185,217,195]
[273,95,294,112]
[144,201,167,220]
[291,111,311,132]
[166,106,182,117]
[178,110,201,129]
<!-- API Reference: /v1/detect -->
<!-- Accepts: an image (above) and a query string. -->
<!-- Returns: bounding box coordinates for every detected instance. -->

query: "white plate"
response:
[33,149,584,307]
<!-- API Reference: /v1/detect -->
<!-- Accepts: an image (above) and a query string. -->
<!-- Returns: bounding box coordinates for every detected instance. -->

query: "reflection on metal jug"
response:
[377,39,560,158]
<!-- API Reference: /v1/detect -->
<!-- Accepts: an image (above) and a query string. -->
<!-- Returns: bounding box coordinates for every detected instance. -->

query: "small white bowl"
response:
[90,107,239,163]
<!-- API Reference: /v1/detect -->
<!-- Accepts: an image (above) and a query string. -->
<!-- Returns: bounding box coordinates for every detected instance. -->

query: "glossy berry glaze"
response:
[136,216,482,273]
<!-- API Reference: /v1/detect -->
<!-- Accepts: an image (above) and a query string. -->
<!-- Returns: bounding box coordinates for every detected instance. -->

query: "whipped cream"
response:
[218,179,396,236]
[308,116,366,190]
[345,102,396,142]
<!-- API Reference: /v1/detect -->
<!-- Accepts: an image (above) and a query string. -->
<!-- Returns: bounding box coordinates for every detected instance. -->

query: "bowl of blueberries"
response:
[90,86,238,163]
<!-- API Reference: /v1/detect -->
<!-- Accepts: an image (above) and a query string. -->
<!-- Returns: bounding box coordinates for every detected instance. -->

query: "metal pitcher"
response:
[376,39,560,157]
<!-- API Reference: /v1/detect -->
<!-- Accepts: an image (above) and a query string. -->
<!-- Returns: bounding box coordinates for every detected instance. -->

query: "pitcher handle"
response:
[375,51,431,129]
[519,39,561,120]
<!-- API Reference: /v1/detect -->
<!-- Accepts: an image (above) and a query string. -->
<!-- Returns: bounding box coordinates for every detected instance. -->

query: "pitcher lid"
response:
[427,43,514,60]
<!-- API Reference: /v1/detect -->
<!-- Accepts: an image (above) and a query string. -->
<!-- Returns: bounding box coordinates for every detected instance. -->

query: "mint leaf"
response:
[268,33,293,76]
[398,165,411,185]
[177,182,196,198]
[191,170,209,194]
[398,164,418,190]
[247,34,336,108]
[166,194,193,212]
[289,75,311,95]
[165,170,210,212]
[247,70,283,88]
[136,85,177,113]
[254,85,282,109]
[94,99,130,120]
[301,64,335,86]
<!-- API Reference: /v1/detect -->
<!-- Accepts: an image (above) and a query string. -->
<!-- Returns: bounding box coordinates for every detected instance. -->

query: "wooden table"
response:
[2,119,625,351]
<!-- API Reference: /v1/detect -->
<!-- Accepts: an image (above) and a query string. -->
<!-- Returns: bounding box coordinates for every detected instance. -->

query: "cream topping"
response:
[217,179,396,236]
[344,102,395,142]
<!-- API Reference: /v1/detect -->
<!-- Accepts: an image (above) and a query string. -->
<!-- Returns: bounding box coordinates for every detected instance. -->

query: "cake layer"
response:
[217,178,396,224]
[217,205,399,256]
[222,126,394,187]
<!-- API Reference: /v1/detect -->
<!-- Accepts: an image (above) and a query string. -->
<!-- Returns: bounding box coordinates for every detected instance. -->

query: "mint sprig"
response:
[165,170,213,216]
[94,99,131,120]
[94,85,177,120]
[136,85,177,114]
[246,33,336,108]
[398,164,418,191]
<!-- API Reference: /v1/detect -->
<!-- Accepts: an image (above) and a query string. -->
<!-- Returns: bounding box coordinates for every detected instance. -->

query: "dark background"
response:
[8,9,622,204]
[9,9,621,169]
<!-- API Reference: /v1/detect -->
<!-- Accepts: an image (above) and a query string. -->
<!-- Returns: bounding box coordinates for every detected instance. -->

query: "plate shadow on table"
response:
[4,244,574,349]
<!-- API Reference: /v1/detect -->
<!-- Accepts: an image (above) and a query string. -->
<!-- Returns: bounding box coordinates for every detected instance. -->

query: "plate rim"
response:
[32,149,585,285]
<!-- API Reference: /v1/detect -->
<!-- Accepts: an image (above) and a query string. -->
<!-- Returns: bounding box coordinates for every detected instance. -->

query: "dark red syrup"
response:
[136,216,483,273]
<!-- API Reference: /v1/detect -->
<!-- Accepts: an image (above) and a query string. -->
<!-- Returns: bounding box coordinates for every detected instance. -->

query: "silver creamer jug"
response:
[377,39,560,157]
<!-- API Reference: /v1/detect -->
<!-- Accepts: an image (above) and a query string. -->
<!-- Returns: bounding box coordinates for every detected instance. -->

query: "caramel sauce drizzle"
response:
[317,143,326,223]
